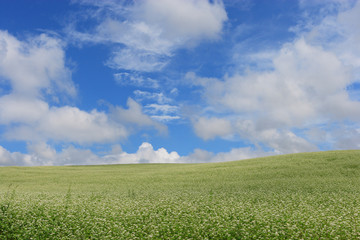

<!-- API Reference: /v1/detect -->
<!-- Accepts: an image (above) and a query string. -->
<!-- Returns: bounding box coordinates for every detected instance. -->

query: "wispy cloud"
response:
[133,90,173,104]
[113,72,160,89]
[144,103,180,122]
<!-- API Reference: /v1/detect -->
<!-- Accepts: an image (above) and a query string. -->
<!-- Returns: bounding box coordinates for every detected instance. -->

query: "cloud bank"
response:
[0,142,273,166]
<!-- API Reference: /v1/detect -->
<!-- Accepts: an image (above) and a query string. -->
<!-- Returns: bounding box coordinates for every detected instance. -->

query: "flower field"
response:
[1,150,360,239]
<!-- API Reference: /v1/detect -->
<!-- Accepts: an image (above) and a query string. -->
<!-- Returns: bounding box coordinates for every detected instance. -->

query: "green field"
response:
[1,150,360,239]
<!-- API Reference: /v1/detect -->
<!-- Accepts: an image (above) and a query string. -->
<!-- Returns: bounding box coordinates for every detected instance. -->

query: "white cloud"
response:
[111,98,167,134]
[1,142,109,166]
[0,30,76,98]
[106,142,180,164]
[150,115,181,122]
[70,0,228,71]
[0,95,48,124]
[144,103,180,122]
[107,48,169,72]
[193,117,232,140]
[58,147,103,165]
[26,142,104,166]
[96,19,173,54]
[2,142,181,166]
[304,0,360,79]
[181,146,275,163]
[40,106,126,143]
[0,141,278,166]
[191,37,360,126]
[184,1,360,154]
[0,145,33,166]
[211,147,273,162]
[235,120,318,154]
[133,90,172,104]
[27,142,58,166]
[113,72,159,88]
[1,99,127,144]
[326,125,360,150]
[145,104,178,115]
[134,0,227,42]
[131,90,181,122]
[0,31,165,145]
[187,34,360,152]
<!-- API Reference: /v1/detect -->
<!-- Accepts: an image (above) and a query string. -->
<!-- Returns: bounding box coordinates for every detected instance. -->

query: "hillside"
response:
[1,150,360,239]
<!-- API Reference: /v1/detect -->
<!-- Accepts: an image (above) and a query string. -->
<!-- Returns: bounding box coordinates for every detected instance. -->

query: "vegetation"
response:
[1,150,360,239]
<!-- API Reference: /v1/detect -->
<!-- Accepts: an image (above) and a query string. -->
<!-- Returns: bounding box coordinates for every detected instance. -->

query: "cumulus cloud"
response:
[186,38,356,152]
[0,31,127,143]
[186,1,360,153]
[105,142,180,164]
[41,106,126,143]
[21,142,104,166]
[0,143,105,166]
[69,0,228,71]
[0,31,124,144]
[43,106,125,143]
[0,95,48,125]
[0,30,76,97]
[0,31,164,146]
[134,0,227,42]
[0,97,127,144]
[0,145,33,166]
[192,38,359,126]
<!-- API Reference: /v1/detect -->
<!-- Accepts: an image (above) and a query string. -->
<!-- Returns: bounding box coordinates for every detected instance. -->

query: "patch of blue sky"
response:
[347,82,360,101]
[0,130,27,154]
[0,0,69,34]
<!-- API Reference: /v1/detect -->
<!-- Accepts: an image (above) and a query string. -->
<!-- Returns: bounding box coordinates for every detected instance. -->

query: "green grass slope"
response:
[1,150,360,239]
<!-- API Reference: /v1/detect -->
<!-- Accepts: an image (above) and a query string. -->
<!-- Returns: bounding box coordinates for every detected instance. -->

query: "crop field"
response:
[1,150,360,239]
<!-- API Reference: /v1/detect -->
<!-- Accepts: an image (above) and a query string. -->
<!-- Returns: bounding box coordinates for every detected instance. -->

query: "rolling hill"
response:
[1,150,359,239]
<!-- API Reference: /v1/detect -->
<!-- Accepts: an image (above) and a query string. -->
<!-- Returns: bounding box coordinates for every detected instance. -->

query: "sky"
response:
[0,0,360,166]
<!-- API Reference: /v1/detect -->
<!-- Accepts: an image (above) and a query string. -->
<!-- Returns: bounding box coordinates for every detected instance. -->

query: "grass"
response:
[0,150,360,239]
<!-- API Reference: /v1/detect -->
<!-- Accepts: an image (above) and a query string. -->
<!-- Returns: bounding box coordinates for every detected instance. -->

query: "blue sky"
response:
[0,0,360,166]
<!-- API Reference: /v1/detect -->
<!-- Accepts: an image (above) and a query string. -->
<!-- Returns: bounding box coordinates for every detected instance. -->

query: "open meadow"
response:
[1,150,360,239]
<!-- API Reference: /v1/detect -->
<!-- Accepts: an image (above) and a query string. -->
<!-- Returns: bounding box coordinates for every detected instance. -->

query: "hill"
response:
[1,150,360,239]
